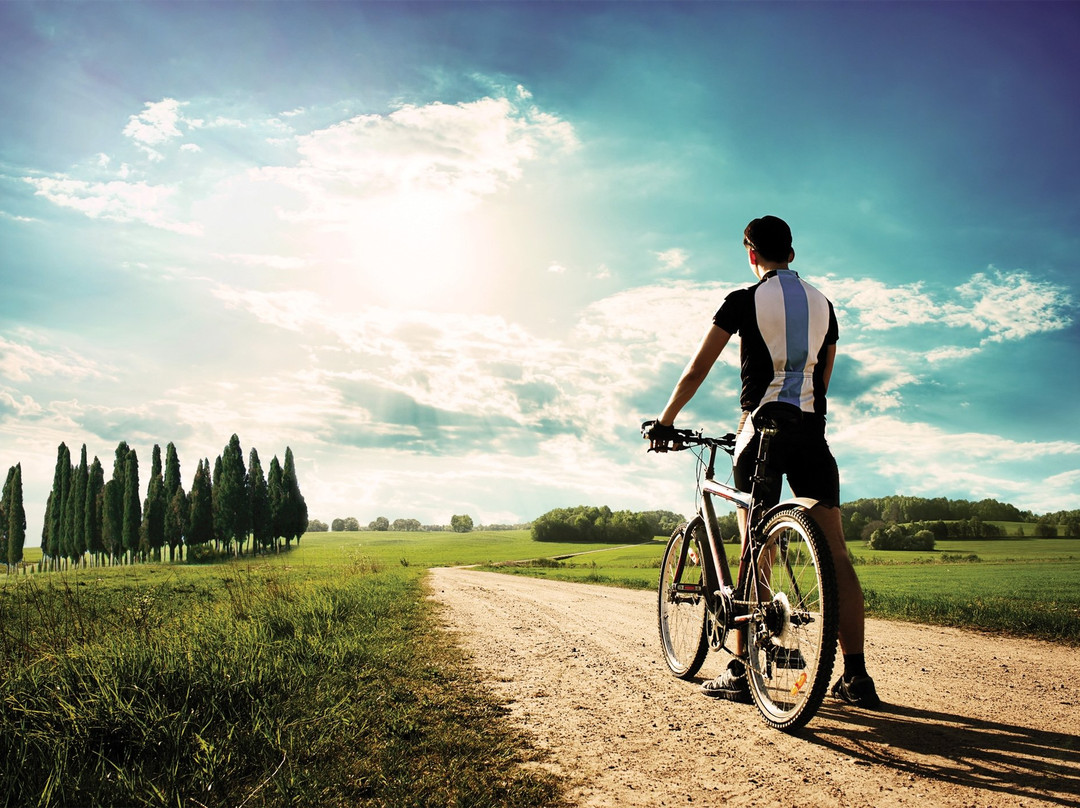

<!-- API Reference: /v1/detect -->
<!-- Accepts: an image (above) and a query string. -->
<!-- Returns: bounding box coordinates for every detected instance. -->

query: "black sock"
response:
[843,653,867,681]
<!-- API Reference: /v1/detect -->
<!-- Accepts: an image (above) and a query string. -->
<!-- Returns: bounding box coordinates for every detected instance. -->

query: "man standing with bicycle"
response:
[649,216,880,709]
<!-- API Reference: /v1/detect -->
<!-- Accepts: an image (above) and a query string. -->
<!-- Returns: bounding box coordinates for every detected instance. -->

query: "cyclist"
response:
[649,216,880,709]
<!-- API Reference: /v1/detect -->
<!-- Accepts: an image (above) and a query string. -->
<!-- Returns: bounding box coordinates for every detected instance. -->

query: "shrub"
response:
[867,525,935,551]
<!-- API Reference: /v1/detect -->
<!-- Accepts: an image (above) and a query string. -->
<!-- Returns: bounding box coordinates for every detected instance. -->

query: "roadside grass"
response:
[1,540,568,808]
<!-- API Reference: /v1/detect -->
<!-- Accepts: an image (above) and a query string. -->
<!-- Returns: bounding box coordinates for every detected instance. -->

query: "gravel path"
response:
[429,566,1080,808]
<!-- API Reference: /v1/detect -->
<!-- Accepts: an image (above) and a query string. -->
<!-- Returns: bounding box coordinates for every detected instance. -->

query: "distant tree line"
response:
[531,506,685,543]
[309,515,508,533]
[841,496,1079,542]
[22,435,308,572]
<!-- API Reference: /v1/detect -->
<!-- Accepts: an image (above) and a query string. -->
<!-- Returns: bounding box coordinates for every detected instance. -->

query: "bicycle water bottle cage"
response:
[752,402,803,433]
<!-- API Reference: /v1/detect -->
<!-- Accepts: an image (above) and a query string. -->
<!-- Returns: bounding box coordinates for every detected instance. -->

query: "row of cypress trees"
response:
[2,464,27,569]
[38,434,307,569]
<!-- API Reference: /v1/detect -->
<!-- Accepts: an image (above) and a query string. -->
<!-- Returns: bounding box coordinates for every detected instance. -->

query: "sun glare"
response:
[307,192,496,312]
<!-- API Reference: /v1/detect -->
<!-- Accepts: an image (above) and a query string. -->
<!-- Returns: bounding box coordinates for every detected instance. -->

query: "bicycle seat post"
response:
[747,424,779,530]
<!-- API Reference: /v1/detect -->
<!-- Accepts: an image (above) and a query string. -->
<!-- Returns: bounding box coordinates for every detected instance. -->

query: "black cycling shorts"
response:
[732,410,840,509]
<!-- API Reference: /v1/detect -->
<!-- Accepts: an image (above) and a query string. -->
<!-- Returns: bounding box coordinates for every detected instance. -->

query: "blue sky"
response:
[1,1,1077,540]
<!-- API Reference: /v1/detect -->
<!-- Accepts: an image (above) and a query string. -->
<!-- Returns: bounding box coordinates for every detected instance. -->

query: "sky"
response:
[1,1,1078,542]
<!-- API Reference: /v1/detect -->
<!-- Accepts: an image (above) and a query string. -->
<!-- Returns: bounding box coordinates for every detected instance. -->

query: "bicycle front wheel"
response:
[657,519,710,679]
[744,507,838,731]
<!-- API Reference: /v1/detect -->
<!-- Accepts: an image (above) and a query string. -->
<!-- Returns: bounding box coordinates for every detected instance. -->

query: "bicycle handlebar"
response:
[641,420,736,452]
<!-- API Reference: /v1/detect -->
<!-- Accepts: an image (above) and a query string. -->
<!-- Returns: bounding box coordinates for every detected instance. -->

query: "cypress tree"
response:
[267,455,284,551]
[122,449,141,562]
[188,459,214,550]
[46,443,71,564]
[142,445,166,560]
[103,442,130,561]
[248,448,271,554]
[150,444,162,486]
[281,447,307,546]
[212,455,224,552]
[85,458,105,563]
[164,442,181,502]
[61,449,78,562]
[5,464,26,568]
[216,435,249,555]
[165,484,188,561]
[41,490,52,565]
[144,473,166,561]
[70,445,89,561]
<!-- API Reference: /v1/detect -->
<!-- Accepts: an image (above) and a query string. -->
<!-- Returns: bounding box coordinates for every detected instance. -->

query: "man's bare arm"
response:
[658,325,731,425]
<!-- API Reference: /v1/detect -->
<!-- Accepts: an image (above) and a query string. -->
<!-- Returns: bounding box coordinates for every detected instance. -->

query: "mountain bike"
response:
[642,403,839,731]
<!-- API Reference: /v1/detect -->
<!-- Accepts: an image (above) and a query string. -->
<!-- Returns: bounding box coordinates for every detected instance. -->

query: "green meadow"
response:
[3,530,1077,806]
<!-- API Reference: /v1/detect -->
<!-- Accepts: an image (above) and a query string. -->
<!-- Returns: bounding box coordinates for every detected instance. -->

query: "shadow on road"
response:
[803,700,1080,806]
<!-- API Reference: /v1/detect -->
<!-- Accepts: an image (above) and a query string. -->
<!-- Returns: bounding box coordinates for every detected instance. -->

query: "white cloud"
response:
[829,412,1080,509]
[123,98,202,146]
[0,388,43,418]
[0,210,40,224]
[655,248,690,274]
[814,270,1073,343]
[924,345,981,363]
[215,253,312,270]
[943,270,1074,343]
[811,275,938,331]
[212,286,324,332]
[0,334,109,384]
[573,280,728,363]
[836,414,1080,464]
[23,176,202,235]
[205,116,247,129]
[251,94,578,219]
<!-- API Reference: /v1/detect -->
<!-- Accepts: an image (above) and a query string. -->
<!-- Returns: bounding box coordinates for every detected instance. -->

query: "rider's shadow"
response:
[804,701,1080,806]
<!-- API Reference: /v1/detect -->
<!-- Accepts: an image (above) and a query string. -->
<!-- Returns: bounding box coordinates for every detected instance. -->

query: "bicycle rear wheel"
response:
[744,507,838,731]
[657,519,710,679]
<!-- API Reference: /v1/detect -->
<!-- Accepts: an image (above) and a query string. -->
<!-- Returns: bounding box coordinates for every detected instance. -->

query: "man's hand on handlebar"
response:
[642,419,684,453]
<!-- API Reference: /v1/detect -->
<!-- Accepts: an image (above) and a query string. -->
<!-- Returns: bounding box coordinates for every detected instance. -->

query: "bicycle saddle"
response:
[752,401,803,431]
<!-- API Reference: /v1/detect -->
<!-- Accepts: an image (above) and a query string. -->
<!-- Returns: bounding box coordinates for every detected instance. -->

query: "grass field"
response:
[3,529,1078,806]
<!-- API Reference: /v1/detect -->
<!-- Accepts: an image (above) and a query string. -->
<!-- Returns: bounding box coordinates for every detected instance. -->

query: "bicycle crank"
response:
[707,587,734,650]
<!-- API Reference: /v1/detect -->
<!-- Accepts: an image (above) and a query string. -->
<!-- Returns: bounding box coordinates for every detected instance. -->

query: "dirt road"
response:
[429,566,1080,808]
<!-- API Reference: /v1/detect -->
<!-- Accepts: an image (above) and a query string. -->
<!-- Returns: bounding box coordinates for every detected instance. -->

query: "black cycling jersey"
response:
[713,269,838,417]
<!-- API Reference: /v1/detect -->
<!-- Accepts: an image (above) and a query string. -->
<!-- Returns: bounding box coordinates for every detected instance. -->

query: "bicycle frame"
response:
[670,421,820,648]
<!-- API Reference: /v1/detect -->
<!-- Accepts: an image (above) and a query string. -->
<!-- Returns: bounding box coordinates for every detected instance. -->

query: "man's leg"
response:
[811,503,880,706]
[809,503,864,655]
